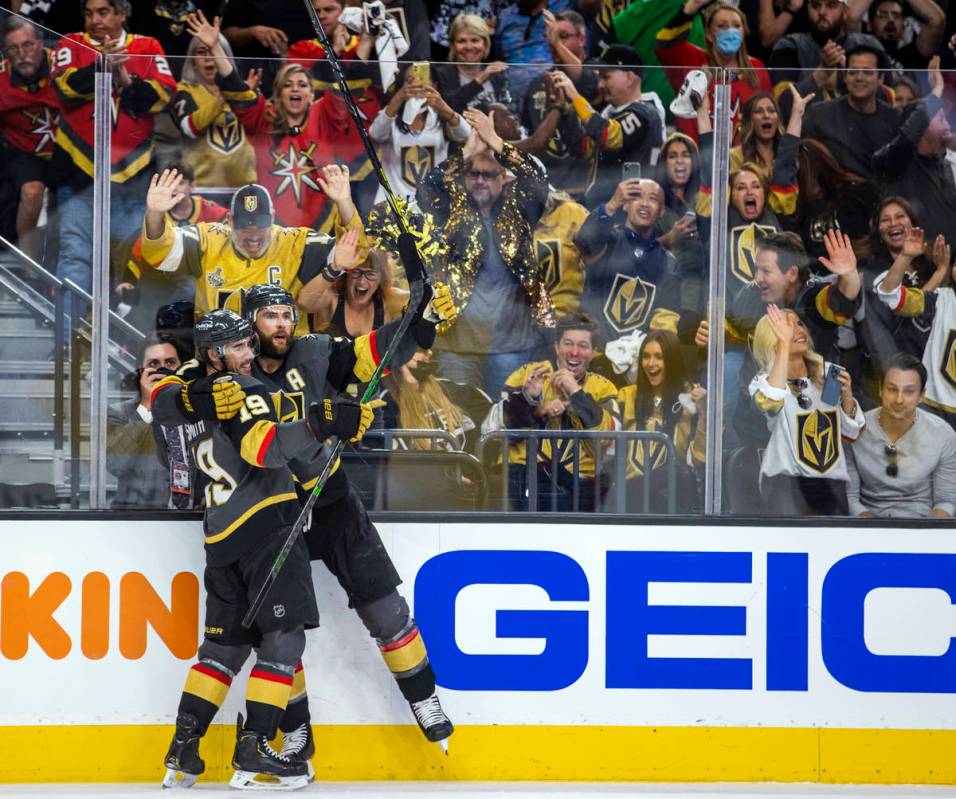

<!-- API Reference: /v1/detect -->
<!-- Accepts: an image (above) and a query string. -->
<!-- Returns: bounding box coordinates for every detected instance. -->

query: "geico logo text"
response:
[0,572,199,660]
[414,550,956,694]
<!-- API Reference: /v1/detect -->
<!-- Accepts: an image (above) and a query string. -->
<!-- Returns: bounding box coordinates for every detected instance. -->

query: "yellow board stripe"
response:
[380,632,427,674]
[246,673,293,709]
[0,725,954,784]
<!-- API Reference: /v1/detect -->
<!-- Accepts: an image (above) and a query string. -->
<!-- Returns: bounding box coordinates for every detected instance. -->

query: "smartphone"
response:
[621,161,641,180]
[410,61,431,86]
[682,210,697,224]
[821,364,845,406]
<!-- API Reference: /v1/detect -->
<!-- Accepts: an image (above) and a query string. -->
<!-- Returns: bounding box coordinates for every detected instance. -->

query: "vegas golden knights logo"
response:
[401,145,435,187]
[796,410,839,474]
[604,272,656,334]
[941,329,956,390]
[271,390,305,424]
[627,437,667,477]
[536,239,561,291]
[208,113,243,155]
[244,195,257,212]
[730,224,776,285]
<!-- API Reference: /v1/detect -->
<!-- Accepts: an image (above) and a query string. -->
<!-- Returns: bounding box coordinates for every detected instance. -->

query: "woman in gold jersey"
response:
[616,330,706,512]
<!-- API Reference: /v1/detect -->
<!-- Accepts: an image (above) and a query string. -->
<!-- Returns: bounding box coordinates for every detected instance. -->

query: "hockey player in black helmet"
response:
[155,309,378,790]
[235,280,459,761]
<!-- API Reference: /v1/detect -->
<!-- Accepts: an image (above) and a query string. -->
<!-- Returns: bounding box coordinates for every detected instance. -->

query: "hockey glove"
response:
[179,375,246,421]
[423,282,458,325]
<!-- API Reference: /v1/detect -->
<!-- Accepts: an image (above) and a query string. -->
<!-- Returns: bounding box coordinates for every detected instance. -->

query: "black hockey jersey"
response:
[152,368,318,565]
[252,317,426,501]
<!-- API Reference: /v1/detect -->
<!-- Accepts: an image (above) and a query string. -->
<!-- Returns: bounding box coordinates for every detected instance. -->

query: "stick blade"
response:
[397,231,426,285]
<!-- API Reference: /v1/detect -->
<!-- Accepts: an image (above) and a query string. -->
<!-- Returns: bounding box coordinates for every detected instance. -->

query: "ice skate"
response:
[410,692,454,754]
[162,712,205,789]
[229,714,309,791]
[279,722,315,782]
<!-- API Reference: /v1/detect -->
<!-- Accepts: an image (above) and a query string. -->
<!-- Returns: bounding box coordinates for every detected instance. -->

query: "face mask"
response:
[715,28,742,56]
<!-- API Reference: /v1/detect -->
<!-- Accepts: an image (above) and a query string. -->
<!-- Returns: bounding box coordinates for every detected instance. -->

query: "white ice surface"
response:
[0,784,954,798]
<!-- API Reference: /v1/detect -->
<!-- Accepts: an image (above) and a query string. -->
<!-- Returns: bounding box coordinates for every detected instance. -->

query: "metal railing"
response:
[359,428,461,451]
[477,429,680,514]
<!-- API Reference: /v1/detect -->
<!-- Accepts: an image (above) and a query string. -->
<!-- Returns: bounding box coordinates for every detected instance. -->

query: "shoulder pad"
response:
[175,359,204,380]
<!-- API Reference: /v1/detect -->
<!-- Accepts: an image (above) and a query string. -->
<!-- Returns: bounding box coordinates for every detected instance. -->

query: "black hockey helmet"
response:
[194,309,260,363]
[242,283,298,326]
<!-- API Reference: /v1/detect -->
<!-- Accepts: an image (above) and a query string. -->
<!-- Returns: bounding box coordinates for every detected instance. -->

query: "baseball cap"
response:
[592,44,644,78]
[230,184,274,229]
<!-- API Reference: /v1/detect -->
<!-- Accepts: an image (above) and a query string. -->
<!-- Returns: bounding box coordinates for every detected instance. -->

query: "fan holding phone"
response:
[747,303,864,516]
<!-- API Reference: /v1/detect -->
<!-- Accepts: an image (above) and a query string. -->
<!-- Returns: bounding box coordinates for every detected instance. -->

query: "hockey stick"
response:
[242,11,428,628]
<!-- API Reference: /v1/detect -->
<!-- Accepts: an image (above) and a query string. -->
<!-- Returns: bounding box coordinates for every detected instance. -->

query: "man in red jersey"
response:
[50,0,176,321]
[0,17,60,258]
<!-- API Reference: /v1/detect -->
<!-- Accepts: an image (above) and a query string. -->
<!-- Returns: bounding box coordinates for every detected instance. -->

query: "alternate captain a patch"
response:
[796,410,839,474]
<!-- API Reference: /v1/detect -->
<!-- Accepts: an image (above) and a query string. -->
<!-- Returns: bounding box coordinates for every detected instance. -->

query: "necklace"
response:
[878,409,916,445]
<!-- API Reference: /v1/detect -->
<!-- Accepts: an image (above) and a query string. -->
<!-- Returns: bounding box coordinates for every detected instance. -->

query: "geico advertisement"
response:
[1,520,955,728]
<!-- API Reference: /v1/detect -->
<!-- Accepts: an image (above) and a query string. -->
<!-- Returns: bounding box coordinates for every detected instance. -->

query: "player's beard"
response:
[260,333,292,359]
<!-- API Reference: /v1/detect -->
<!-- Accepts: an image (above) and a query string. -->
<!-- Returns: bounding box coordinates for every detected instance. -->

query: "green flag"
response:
[609,0,707,108]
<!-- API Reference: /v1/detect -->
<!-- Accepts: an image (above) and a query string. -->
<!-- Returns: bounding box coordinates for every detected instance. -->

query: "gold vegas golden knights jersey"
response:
[533,199,589,319]
[170,82,257,188]
[616,384,705,480]
[139,214,365,335]
[493,361,619,479]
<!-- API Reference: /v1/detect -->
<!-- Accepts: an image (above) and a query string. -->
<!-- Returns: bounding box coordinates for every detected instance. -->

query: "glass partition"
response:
[2,2,953,521]
[0,8,101,508]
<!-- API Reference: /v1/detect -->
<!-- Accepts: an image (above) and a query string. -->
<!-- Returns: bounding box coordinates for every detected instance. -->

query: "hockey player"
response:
[232,278,459,761]
[139,168,365,333]
[155,309,378,790]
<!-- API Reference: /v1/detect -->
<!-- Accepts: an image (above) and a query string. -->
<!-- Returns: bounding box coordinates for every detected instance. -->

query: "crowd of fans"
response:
[1,0,956,517]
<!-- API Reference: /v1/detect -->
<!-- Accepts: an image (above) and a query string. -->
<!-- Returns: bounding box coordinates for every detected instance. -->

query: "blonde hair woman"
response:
[434,14,512,114]
[749,302,864,516]
[381,350,490,453]
[309,247,407,338]
[170,29,257,187]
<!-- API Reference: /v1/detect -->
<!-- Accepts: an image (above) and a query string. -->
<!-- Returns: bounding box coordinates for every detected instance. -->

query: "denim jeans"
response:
[435,349,534,400]
[57,183,145,323]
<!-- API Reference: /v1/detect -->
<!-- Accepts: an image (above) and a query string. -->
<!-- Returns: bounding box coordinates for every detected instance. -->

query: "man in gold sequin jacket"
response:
[416,106,556,398]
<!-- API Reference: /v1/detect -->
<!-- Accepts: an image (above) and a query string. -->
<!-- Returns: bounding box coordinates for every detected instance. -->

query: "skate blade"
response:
[229,769,309,791]
[162,768,199,788]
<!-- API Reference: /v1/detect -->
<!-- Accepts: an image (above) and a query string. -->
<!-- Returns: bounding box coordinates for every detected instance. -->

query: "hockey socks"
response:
[378,620,437,704]
[245,661,295,739]
[278,660,311,733]
[180,661,232,734]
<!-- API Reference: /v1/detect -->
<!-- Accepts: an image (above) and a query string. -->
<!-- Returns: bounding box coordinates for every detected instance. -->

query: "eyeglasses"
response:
[884,444,899,477]
[789,378,813,410]
[346,269,379,280]
[874,9,902,19]
[5,41,39,57]
[466,169,504,181]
